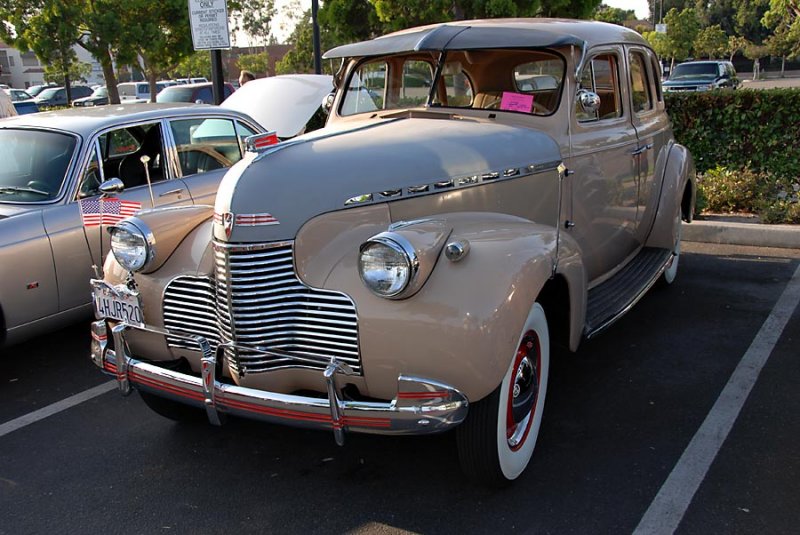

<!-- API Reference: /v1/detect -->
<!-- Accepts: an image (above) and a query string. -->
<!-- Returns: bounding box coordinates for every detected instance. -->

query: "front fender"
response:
[646,143,695,250]
[296,209,558,402]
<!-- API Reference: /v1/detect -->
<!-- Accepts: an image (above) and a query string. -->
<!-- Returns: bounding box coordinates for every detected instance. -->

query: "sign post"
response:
[188,0,231,105]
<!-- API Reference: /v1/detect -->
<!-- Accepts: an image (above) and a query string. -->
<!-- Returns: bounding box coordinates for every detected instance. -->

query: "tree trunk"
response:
[64,72,72,105]
[148,70,158,103]
[101,49,121,105]
[781,57,785,78]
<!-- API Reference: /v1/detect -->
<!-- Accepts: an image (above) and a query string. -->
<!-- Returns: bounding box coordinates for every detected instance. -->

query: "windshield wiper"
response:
[0,186,50,196]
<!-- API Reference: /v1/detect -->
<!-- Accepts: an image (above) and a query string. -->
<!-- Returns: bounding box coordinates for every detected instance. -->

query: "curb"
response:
[683,220,800,250]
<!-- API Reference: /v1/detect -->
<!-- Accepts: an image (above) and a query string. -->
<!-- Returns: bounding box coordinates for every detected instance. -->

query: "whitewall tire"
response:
[457,303,550,485]
[662,210,682,285]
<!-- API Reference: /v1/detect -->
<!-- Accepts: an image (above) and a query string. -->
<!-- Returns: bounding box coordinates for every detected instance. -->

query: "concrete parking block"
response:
[684,220,800,250]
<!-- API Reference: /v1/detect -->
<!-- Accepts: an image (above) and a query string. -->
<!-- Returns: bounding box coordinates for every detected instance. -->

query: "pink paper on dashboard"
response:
[500,92,534,113]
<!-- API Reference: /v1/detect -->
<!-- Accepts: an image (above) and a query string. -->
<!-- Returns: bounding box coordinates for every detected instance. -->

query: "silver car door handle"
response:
[159,188,184,197]
[631,143,653,156]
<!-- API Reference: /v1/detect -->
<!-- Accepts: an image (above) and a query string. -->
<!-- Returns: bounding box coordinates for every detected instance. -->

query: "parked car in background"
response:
[662,60,740,92]
[25,83,56,98]
[157,82,235,104]
[0,75,334,347]
[176,77,208,85]
[118,81,170,103]
[90,20,695,485]
[34,85,94,107]
[73,86,109,107]
[4,89,38,115]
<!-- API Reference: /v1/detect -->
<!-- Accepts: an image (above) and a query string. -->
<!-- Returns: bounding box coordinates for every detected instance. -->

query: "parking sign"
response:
[188,0,231,50]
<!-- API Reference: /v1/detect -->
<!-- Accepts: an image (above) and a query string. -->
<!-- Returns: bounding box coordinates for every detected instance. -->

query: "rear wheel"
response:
[139,391,206,423]
[457,303,550,485]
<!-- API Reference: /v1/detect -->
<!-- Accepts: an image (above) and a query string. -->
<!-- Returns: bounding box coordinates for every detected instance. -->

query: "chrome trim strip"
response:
[342,160,562,207]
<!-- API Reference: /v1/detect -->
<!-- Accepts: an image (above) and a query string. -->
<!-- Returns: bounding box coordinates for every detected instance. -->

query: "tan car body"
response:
[94,20,695,475]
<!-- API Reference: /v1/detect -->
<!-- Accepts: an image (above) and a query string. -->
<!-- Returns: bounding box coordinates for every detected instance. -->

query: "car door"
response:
[566,46,640,283]
[627,46,672,241]
[42,120,192,313]
[165,115,258,205]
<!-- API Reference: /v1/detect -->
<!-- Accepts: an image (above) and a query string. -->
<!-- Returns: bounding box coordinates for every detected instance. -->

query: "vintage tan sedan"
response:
[90,20,696,485]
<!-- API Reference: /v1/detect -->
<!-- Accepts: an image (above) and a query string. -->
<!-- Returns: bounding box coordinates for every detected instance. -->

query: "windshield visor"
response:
[0,129,77,202]
[340,49,565,117]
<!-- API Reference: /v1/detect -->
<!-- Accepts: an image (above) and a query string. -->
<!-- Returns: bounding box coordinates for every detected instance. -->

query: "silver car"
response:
[0,103,267,346]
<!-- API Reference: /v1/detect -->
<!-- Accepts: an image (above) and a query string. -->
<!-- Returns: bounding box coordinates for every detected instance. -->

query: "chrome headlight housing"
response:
[109,218,155,272]
[358,233,418,298]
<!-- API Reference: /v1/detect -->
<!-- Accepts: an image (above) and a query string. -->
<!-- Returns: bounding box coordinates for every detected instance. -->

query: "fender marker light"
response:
[245,131,280,153]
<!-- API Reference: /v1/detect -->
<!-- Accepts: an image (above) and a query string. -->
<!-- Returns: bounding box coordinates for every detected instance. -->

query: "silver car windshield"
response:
[0,129,77,203]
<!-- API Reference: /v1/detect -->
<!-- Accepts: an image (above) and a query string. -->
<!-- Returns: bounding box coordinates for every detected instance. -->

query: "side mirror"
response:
[577,90,601,115]
[321,92,335,115]
[195,99,204,105]
[98,177,125,196]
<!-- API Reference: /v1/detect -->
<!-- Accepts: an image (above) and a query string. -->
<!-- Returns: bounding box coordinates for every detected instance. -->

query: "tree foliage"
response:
[229,0,276,48]
[659,8,700,65]
[592,4,636,25]
[694,24,728,58]
[237,52,270,76]
[763,0,800,56]
[174,51,212,79]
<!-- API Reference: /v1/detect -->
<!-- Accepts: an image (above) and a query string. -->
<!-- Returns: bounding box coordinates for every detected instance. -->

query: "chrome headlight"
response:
[109,218,155,272]
[358,234,418,298]
[697,84,713,91]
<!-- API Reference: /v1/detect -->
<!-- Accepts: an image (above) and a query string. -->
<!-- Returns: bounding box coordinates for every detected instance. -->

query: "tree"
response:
[762,0,800,57]
[765,27,798,76]
[643,30,671,59]
[726,35,749,61]
[662,7,700,68]
[694,24,728,58]
[744,42,769,79]
[319,0,383,43]
[117,0,195,102]
[237,52,270,77]
[174,51,212,79]
[44,60,92,84]
[593,4,636,25]
[276,9,338,75]
[229,0,277,49]
[647,0,692,23]
[76,0,132,104]
[0,0,84,103]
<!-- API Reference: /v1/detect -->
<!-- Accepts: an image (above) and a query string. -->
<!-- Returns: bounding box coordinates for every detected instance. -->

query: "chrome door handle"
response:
[159,188,184,197]
[631,143,653,156]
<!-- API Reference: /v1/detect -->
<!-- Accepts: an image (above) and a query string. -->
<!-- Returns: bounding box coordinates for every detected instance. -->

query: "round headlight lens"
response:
[110,223,150,272]
[359,239,412,297]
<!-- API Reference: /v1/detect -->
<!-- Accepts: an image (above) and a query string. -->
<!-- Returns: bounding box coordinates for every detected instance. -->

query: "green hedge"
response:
[665,88,800,223]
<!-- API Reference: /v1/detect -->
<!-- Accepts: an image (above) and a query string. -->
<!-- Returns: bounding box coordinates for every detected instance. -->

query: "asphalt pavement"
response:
[1,239,798,534]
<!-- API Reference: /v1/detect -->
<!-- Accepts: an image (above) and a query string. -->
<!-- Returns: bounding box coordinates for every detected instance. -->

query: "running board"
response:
[584,247,672,339]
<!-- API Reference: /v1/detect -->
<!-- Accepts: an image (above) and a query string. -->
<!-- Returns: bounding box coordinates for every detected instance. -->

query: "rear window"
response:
[157,87,195,103]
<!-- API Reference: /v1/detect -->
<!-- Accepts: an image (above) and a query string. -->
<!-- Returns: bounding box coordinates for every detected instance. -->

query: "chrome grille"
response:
[214,241,361,375]
[163,276,220,350]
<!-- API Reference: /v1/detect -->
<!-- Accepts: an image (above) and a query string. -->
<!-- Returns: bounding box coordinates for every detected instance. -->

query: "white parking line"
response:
[634,263,800,535]
[0,381,117,438]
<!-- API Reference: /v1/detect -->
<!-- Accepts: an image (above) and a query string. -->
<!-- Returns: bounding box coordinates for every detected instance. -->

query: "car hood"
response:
[221,75,333,138]
[0,203,38,219]
[214,115,562,243]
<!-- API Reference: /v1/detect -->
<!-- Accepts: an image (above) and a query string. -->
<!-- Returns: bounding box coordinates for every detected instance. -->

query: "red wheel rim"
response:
[506,330,541,451]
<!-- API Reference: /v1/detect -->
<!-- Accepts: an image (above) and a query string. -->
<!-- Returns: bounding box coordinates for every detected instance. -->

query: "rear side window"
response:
[170,118,243,176]
[578,54,622,122]
[629,51,653,114]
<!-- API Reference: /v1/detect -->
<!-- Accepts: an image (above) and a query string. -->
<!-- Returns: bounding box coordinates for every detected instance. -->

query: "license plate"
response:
[92,282,144,327]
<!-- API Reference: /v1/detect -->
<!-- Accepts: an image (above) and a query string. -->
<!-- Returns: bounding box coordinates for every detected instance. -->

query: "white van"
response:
[117,81,169,102]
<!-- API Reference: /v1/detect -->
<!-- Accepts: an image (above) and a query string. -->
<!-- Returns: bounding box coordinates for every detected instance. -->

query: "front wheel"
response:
[661,210,682,285]
[456,303,550,485]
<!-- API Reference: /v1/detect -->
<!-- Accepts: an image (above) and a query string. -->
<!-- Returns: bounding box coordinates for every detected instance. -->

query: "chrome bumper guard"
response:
[90,320,469,445]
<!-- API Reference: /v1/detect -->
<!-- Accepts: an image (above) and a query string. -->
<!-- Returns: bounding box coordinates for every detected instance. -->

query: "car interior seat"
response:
[118,126,164,188]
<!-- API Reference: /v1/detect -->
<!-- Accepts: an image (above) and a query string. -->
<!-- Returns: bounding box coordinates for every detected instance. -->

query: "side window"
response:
[577,54,622,122]
[399,60,433,108]
[437,61,473,107]
[235,121,259,145]
[629,52,653,114]
[78,143,102,199]
[99,122,166,188]
[196,87,212,103]
[341,60,386,116]
[650,54,663,102]
[170,118,242,177]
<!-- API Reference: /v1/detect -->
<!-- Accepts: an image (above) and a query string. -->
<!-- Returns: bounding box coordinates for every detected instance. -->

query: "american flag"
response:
[79,197,142,227]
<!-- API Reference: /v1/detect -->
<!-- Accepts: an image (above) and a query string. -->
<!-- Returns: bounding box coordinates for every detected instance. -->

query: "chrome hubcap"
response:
[507,332,540,450]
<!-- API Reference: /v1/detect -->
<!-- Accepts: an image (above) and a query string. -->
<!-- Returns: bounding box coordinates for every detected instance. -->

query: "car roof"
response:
[324,18,649,59]
[0,102,257,137]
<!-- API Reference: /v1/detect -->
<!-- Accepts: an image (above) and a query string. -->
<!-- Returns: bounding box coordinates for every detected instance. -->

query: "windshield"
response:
[340,49,565,117]
[0,129,77,203]
[157,87,195,103]
[93,87,108,97]
[670,63,718,79]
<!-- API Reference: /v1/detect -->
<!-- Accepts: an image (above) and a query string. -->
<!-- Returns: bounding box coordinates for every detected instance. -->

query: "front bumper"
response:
[91,320,469,445]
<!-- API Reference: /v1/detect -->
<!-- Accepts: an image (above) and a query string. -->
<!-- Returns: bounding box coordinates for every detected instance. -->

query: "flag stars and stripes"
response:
[79,197,142,227]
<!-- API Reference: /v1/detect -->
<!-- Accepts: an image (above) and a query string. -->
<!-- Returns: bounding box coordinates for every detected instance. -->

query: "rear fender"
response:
[646,143,695,250]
